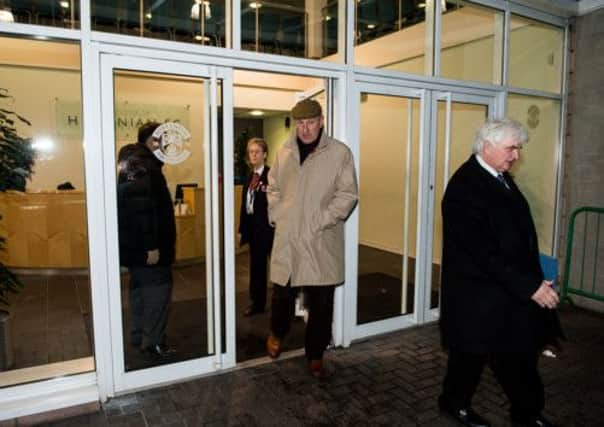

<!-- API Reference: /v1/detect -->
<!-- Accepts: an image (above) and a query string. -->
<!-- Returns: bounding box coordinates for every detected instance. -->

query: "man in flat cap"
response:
[265,99,358,377]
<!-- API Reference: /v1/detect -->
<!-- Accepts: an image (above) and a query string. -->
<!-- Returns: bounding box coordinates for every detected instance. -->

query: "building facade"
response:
[0,0,590,420]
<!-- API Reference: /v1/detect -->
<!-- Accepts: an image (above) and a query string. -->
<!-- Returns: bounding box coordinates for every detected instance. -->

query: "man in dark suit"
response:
[239,137,274,316]
[117,122,177,359]
[438,118,563,427]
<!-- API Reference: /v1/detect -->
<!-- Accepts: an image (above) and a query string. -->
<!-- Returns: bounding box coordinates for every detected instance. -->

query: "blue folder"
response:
[539,254,558,290]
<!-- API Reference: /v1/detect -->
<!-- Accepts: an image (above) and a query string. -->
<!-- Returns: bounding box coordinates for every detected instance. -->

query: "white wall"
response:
[263,113,291,167]
[358,95,421,257]
[0,65,85,191]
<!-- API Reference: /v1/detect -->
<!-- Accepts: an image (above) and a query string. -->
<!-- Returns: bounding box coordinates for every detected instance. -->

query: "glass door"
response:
[345,83,426,342]
[425,92,496,320]
[100,54,234,393]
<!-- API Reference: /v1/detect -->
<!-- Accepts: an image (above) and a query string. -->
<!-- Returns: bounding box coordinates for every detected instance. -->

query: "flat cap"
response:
[291,99,322,119]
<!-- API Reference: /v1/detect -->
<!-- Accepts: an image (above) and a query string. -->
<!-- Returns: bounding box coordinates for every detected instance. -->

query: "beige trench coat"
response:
[267,132,358,287]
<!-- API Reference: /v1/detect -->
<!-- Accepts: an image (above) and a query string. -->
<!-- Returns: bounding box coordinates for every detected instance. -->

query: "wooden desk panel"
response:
[0,185,245,269]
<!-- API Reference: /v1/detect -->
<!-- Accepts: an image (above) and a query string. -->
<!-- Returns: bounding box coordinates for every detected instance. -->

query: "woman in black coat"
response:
[238,138,275,316]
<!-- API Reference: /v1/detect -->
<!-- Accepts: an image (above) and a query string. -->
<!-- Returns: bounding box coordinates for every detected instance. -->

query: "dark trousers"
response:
[128,265,173,349]
[270,283,335,361]
[439,349,544,422]
[248,237,271,310]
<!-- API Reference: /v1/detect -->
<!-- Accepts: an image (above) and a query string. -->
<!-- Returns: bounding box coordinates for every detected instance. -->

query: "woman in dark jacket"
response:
[238,138,275,316]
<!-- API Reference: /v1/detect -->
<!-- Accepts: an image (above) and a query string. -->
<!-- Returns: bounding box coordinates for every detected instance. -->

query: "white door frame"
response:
[343,84,499,346]
[98,53,235,395]
[423,91,498,323]
[343,82,427,345]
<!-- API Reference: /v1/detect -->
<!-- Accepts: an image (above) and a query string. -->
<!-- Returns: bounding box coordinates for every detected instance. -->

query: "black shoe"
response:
[512,414,556,427]
[440,406,491,427]
[142,344,177,359]
[244,306,264,317]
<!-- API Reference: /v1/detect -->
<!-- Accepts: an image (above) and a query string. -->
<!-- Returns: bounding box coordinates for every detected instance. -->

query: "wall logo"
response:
[527,105,540,129]
[151,122,192,165]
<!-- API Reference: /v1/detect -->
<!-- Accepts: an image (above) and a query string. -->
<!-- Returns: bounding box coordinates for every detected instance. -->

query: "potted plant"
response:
[0,87,35,370]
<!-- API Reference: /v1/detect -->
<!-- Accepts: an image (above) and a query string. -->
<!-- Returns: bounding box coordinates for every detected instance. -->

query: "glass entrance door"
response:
[100,54,234,393]
[345,83,426,341]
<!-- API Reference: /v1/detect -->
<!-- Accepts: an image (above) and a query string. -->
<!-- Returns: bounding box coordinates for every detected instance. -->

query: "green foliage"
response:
[0,88,35,307]
[1,88,35,192]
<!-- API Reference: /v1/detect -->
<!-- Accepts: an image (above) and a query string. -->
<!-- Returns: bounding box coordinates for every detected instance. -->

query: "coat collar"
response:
[284,129,330,158]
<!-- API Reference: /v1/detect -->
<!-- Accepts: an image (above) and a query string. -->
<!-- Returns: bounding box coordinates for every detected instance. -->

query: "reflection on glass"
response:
[509,15,564,93]
[0,0,80,29]
[431,101,488,309]
[356,0,429,74]
[113,70,216,371]
[241,0,341,61]
[507,95,561,255]
[92,0,228,47]
[0,37,93,388]
[440,1,503,84]
[357,94,420,324]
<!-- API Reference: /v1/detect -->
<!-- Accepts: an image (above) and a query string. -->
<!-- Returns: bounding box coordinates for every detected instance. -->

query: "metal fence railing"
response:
[562,206,604,304]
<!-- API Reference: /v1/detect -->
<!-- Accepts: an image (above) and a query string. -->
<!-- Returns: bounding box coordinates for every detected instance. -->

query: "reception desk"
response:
[0,186,243,269]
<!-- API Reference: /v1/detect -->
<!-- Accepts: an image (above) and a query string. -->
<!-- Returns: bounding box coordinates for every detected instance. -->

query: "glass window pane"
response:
[356,0,429,75]
[91,0,228,47]
[507,95,561,255]
[241,0,342,62]
[1,0,80,29]
[509,15,564,93]
[440,1,503,84]
[0,36,93,387]
[431,100,488,309]
[357,94,420,324]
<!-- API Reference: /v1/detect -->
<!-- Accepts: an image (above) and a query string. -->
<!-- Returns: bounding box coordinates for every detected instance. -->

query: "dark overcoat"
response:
[117,143,176,267]
[440,155,563,354]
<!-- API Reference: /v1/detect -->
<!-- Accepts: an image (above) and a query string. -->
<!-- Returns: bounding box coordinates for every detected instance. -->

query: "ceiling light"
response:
[145,12,152,19]
[60,1,69,8]
[250,2,262,9]
[0,9,14,23]
[418,2,426,8]
[250,110,264,116]
[191,1,212,20]
[366,24,376,29]
[194,34,211,42]
[324,15,331,21]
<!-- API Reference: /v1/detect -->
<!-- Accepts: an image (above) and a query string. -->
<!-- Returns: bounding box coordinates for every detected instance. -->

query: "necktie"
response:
[497,173,510,190]
[246,173,261,214]
[249,172,261,191]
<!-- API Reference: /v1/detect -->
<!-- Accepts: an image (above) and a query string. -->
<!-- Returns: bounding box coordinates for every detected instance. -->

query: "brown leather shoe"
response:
[308,359,329,379]
[266,334,282,359]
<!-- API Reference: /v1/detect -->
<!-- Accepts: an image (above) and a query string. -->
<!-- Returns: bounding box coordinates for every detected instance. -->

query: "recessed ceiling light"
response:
[250,2,262,9]
[145,12,152,19]
[250,110,264,116]
[324,15,331,21]
[366,24,376,29]
[418,2,426,8]
[60,1,70,8]
[195,35,211,42]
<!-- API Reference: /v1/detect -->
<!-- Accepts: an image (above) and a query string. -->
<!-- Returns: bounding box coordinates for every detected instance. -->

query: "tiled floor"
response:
[30,305,604,427]
[7,245,429,372]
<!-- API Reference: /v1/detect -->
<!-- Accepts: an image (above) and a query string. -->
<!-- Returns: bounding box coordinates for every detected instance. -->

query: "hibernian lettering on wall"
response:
[54,100,191,140]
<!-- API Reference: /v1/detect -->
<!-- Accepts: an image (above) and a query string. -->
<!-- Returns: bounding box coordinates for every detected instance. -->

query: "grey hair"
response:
[472,118,529,155]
